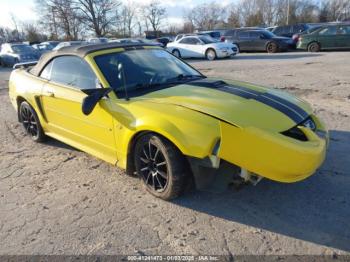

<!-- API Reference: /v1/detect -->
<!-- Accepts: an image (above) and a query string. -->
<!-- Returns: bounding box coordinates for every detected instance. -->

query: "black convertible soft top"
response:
[30,42,156,76]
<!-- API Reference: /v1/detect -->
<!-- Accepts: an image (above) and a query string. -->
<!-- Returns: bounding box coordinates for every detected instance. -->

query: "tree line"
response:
[0,0,349,43]
[184,0,350,32]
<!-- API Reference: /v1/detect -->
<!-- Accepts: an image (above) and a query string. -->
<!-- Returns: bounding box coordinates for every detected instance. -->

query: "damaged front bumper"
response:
[188,116,328,191]
[218,119,328,183]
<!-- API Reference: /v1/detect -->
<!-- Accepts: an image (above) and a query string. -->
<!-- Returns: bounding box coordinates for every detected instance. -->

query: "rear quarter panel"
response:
[9,69,47,126]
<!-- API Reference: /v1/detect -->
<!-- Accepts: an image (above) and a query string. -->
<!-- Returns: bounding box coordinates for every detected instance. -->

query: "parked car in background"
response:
[87,37,108,44]
[110,38,163,47]
[0,43,40,67]
[155,37,171,47]
[53,41,86,51]
[223,29,291,53]
[41,41,60,48]
[297,24,350,52]
[174,34,196,42]
[167,35,238,60]
[271,24,310,38]
[198,31,222,41]
[265,26,277,32]
[220,27,262,42]
[32,42,56,56]
[292,26,322,43]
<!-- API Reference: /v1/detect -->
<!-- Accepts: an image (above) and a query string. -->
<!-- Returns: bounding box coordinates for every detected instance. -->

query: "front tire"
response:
[19,101,46,142]
[307,42,320,52]
[134,134,188,200]
[206,49,217,60]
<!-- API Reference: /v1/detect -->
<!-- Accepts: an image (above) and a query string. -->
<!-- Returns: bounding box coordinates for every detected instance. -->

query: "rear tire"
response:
[266,42,278,53]
[134,133,188,200]
[307,42,320,52]
[19,101,47,142]
[206,49,217,60]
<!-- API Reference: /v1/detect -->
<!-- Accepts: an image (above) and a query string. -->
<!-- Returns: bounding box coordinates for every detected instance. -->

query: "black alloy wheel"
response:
[139,139,169,192]
[19,102,46,142]
[134,134,188,200]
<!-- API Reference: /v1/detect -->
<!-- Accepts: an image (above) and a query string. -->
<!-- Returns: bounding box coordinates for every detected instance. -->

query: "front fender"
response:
[110,102,221,169]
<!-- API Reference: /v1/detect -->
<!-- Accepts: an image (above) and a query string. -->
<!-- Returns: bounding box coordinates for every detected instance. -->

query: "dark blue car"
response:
[0,43,40,67]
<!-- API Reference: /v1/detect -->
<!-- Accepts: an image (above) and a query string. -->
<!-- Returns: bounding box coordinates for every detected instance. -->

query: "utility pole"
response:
[52,6,58,40]
[286,0,290,25]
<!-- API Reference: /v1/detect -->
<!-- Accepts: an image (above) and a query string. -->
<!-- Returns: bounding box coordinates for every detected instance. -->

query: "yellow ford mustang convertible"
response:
[9,43,328,200]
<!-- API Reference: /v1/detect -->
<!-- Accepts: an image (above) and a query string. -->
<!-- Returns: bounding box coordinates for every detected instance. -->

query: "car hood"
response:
[137,79,312,132]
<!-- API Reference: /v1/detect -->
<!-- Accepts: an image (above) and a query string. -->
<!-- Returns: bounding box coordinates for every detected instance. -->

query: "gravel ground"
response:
[0,51,349,256]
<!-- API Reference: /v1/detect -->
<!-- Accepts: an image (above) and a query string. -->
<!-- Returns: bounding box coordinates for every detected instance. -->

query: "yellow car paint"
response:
[8,45,328,184]
[218,121,327,182]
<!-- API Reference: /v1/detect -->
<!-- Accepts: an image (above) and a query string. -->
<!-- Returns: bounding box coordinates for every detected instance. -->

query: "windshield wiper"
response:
[130,82,163,90]
[167,74,206,83]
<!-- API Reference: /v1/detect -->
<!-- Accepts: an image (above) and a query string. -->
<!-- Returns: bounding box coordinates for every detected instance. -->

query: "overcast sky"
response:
[0,0,233,29]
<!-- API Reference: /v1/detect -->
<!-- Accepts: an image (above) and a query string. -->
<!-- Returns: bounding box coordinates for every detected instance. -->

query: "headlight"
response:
[220,47,228,51]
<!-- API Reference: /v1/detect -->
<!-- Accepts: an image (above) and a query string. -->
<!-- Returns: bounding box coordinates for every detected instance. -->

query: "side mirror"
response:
[259,35,265,39]
[81,88,112,115]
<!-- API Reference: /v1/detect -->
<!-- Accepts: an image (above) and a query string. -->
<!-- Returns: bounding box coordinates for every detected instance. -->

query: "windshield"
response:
[198,36,217,44]
[11,45,35,53]
[94,49,203,98]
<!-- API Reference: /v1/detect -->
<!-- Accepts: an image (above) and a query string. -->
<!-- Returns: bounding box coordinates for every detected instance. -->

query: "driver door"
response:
[39,55,117,163]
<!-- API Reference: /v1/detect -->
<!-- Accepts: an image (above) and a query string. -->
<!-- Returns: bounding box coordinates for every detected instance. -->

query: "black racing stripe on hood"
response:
[211,83,308,120]
[262,92,309,119]
[190,80,308,123]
